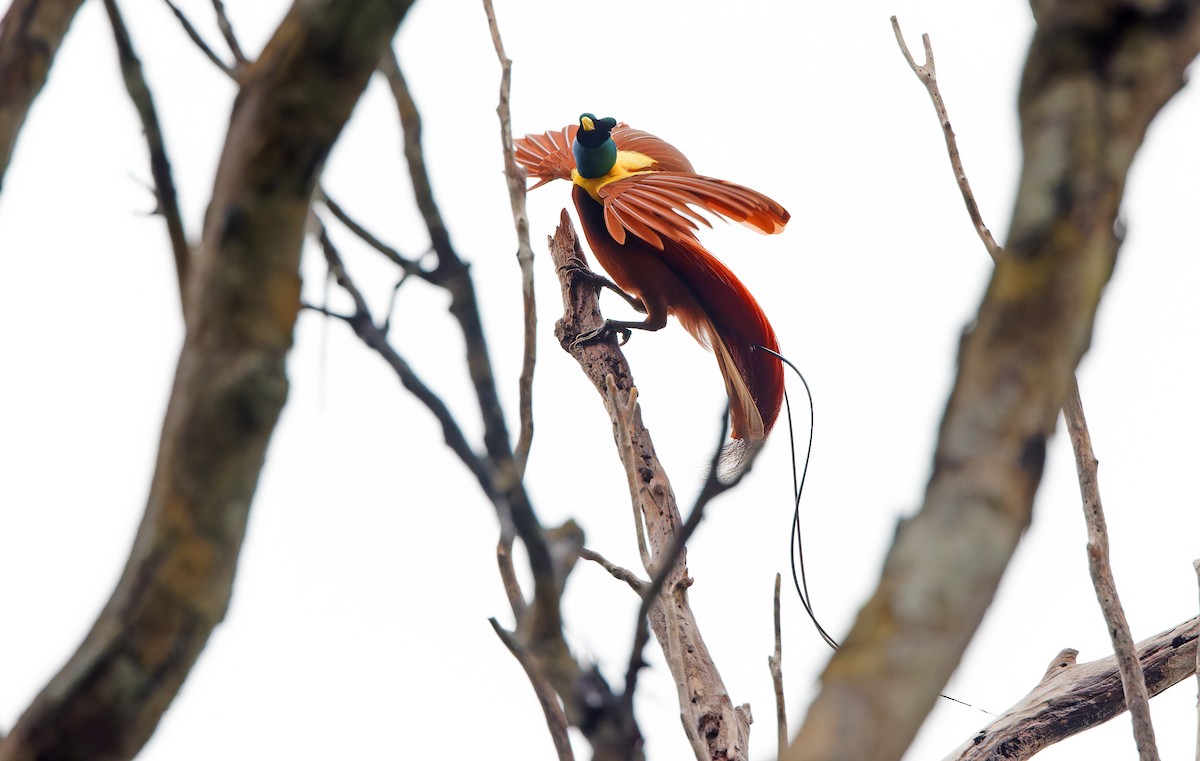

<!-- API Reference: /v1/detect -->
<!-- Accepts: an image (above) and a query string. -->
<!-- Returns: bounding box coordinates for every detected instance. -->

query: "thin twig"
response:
[489,619,575,761]
[381,272,414,335]
[161,0,235,77]
[496,517,526,619]
[378,50,519,512]
[313,219,493,496]
[581,548,647,594]
[318,191,423,275]
[892,17,1160,760]
[300,302,353,322]
[378,48,453,262]
[483,0,536,477]
[769,573,787,759]
[1063,379,1159,760]
[210,0,247,67]
[318,227,561,672]
[104,0,190,318]
[890,16,1002,261]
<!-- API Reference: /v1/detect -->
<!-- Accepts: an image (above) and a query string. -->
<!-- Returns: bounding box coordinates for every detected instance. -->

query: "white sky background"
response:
[1,0,1198,759]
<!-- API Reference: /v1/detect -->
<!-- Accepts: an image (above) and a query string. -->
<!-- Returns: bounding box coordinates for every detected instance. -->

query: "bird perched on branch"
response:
[515,114,790,471]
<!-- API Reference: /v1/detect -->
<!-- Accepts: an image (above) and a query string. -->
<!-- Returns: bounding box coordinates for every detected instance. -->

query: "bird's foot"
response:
[560,258,617,291]
[559,260,645,313]
[571,320,634,350]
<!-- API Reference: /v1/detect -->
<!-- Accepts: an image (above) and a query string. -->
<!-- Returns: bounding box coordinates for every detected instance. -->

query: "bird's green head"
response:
[573,113,618,178]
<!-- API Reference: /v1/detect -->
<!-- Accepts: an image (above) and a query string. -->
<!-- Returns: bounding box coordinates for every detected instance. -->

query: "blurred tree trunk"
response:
[786,4,1200,759]
[0,3,412,760]
[0,0,85,190]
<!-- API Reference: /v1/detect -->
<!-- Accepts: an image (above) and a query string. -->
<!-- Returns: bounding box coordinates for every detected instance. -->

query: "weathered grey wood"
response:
[944,617,1199,761]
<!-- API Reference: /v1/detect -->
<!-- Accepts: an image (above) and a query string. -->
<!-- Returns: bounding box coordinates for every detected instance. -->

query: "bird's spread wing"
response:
[611,126,695,173]
[599,172,790,250]
[513,126,576,189]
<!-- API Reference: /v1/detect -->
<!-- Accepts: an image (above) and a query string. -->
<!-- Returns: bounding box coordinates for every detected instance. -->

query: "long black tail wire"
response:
[754,344,990,716]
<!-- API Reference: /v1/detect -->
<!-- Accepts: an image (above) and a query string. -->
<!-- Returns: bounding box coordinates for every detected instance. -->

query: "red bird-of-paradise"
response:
[515,114,790,471]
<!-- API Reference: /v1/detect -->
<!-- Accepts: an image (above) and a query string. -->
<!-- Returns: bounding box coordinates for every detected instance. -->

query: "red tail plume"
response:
[665,235,784,444]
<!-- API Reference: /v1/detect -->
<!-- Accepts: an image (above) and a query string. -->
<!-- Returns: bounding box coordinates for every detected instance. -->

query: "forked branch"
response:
[104,0,190,317]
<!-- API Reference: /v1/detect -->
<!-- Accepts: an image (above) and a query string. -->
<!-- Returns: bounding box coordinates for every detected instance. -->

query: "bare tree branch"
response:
[103,0,191,319]
[1063,378,1159,758]
[550,211,750,761]
[490,619,575,761]
[372,73,561,671]
[378,48,451,261]
[161,0,235,78]
[0,0,87,191]
[770,573,788,760]
[0,4,410,759]
[944,617,1199,760]
[890,16,1002,260]
[319,191,423,274]
[365,47,551,626]
[581,548,647,594]
[622,412,732,715]
[377,49,520,529]
[209,0,247,68]
[787,6,1200,759]
[305,41,640,761]
[497,516,527,618]
[312,219,492,493]
[317,194,640,761]
[483,0,536,477]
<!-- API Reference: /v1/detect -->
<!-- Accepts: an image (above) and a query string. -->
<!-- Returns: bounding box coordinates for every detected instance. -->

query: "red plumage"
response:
[515,122,789,468]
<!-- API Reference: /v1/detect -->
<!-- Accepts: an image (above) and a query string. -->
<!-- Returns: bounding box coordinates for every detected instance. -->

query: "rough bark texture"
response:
[0,0,86,190]
[785,4,1200,760]
[944,617,1199,760]
[0,3,411,760]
